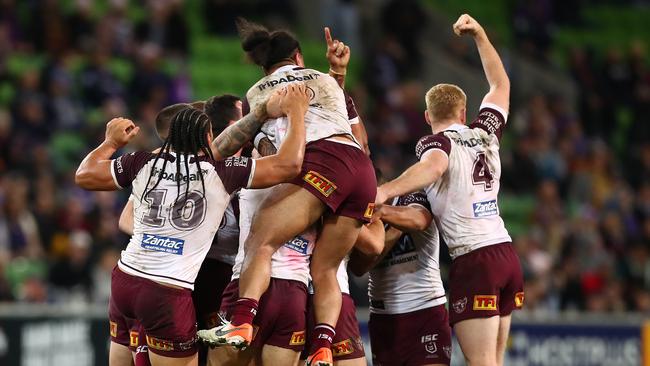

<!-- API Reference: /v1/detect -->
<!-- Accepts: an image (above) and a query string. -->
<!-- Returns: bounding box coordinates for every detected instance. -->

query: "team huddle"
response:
[75,14,523,366]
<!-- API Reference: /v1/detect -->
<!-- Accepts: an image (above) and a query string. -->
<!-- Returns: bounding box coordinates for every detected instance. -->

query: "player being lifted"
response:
[199,19,376,366]
[75,84,311,366]
[375,14,524,366]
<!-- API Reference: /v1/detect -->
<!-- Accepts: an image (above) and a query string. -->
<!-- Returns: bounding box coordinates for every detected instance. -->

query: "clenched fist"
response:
[453,14,485,38]
[105,117,140,149]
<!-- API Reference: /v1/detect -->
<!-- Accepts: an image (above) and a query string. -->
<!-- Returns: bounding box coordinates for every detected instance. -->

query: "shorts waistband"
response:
[114,265,191,295]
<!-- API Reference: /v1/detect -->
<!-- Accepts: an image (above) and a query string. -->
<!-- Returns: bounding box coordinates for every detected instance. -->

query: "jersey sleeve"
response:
[415,133,452,161]
[344,91,360,125]
[397,191,432,212]
[111,151,154,189]
[469,102,508,140]
[214,156,256,194]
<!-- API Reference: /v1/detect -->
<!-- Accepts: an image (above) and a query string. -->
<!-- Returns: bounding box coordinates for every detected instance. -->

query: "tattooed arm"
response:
[256,136,278,157]
[211,103,268,160]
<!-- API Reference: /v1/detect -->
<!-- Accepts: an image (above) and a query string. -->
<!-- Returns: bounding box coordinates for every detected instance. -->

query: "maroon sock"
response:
[230,297,259,326]
[309,323,336,354]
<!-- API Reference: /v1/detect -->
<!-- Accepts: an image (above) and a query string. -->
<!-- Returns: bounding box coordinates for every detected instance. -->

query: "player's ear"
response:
[207,130,214,145]
[294,52,305,67]
[459,107,467,124]
[424,110,432,126]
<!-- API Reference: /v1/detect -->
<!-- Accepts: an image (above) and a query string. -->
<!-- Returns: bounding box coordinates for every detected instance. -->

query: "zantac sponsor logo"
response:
[289,331,306,346]
[141,234,185,255]
[473,295,498,311]
[473,199,499,218]
[332,339,355,357]
[303,171,337,197]
[284,236,310,254]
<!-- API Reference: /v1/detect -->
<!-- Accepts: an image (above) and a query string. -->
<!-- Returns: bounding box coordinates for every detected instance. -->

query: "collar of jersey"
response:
[444,123,468,133]
[272,64,298,75]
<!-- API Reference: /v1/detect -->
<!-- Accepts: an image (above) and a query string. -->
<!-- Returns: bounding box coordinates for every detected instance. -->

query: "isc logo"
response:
[421,334,439,343]
[473,295,498,310]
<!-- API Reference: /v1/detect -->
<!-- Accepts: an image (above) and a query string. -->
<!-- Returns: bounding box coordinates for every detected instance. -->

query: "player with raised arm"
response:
[199,20,376,366]
[375,14,524,366]
[350,189,451,366]
[117,97,245,366]
[75,84,311,366]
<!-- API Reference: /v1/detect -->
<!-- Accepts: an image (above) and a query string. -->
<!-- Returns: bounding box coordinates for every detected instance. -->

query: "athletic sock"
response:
[309,323,336,354]
[230,297,259,326]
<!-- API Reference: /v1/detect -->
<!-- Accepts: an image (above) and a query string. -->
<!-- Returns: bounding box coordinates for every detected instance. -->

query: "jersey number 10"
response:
[142,189,207,230]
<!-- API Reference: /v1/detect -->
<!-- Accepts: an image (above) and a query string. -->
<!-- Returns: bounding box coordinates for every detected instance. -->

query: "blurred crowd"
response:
[0,0,648,315]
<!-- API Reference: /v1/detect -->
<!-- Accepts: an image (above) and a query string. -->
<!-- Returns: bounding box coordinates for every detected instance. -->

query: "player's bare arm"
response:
[257,136,278,156]
[249,84,310,188]
[118,198,134,235]
[324,27,349,88]
[75,118,140,191]
[372,203,433,232]
[354,220,386,257]
[211,103,268,160]
[349,224,402,276]
[454,14,510,111]
[376,150,449,203]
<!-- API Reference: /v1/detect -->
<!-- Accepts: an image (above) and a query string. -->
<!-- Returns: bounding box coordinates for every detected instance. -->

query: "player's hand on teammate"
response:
[370,203,384,223]
[324,27,350,74]
[266,89,285,118]
[105,117,140,149]
[280,83,311,118]
[375,186,389,205]
[453,14,485,38]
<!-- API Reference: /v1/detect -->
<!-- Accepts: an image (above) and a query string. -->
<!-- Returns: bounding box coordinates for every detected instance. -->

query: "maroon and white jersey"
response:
[246,65,357,148]
[111,152,254,289]
[368,192,446,314]
[232,187,316,286]
[205,197,239,265]
[416,103,511,259]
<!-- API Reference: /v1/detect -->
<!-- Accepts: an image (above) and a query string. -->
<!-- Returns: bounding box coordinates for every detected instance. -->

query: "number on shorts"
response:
[472,153,494,191]
[142,189,206,230]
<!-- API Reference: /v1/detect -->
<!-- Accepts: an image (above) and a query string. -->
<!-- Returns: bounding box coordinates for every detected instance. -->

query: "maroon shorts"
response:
[109,267,198,358]
[192,258,233,329]
[303,293,365,361]
[220,278,308,351]
[369,305,452,366]
[448,243,524,325]
[290,139,377,223]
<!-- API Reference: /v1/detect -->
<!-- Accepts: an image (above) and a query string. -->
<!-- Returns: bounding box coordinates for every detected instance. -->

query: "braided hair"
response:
[141,107,214,205]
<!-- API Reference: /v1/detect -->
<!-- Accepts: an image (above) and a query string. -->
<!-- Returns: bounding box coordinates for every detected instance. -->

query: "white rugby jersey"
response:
[416,103,512,259]
[205,197,239,265]
[232,187,316,286]
[245,65,355,147]
[368,192,446,314]
[112,152,254,289]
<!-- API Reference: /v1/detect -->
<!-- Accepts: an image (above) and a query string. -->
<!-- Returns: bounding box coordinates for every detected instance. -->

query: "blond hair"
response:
[425,84,467,121]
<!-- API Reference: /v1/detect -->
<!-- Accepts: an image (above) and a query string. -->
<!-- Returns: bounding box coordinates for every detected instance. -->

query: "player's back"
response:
[246,65,352,145]
[116,152,252,289]
[417,104,511,259]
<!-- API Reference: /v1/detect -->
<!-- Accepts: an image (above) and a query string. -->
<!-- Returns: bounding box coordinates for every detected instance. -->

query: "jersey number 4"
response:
[142,189,207,230]
[472,153,494,191]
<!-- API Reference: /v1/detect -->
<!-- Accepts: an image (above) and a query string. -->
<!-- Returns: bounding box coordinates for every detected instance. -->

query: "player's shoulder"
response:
[415,132,452,160]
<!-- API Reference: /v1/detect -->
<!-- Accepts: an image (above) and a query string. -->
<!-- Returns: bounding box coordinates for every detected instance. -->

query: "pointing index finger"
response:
[324,27,333,47]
